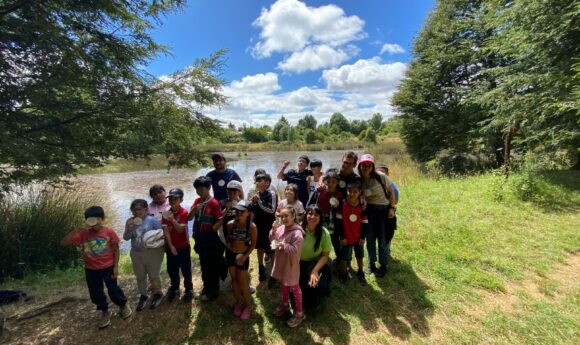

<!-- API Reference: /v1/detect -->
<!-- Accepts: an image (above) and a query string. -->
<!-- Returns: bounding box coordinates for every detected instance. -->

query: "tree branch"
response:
[0,0,34,16]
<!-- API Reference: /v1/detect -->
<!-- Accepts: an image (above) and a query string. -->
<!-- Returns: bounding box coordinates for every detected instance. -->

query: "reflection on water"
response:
[73,150,376,250]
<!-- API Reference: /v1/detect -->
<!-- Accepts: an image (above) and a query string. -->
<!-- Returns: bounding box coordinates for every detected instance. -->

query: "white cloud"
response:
[380,43,405,55]
[322,58,407,93]
[278,44,359,73]
[251,0,365,58]
[229,72,281,94]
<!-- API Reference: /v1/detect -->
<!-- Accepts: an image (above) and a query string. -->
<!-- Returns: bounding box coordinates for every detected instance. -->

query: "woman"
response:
[358,154,396,277]
[300,205,332,311]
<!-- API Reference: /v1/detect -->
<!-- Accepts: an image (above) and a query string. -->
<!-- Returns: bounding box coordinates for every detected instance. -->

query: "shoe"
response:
[357,270,367,286]
[286,313,306,327]
[365,263,377,274]
[339,272,349,283]
[200,290,218,302]
[149,293,164,309]
[166,288,177,302]
[119,304,132,319]
[264,254,271,264]
[98,310,111,329]
[250,287,256,295]
[136,295,148,311]
[273,303,290,316]
[183,290,194,302]
[376,265,387,278]
[268,277,277,289]
[259,265,266,281]
[240,306,252,320]
[233,303,243,317]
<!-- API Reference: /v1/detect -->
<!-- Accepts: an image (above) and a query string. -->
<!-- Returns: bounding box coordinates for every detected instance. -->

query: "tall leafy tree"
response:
[369,113,383,132]
[0,0,226,190]
[297,114,317,130]
[329,112,350,134]
[271,116,290,142]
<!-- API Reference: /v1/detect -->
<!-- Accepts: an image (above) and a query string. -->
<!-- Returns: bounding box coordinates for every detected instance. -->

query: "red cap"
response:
[359,154,375,164]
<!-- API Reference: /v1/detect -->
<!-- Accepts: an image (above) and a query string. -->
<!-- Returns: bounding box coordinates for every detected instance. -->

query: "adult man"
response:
[337,151,359,197]
[206,153,242,201]
[277,155,313,207]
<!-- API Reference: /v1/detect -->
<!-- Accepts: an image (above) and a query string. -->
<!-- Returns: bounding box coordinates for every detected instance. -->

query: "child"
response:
[148,184,170,221]
[188,176,224,301]
[305,159,323,207]
[270,205,306,327]
[124,199,177,311]
[316,168,342,260]
[277,155,313,207]
[221,180,244,244]
[376,164,399,204]
[60,206,131,329]
[162,188,193,302]
[250,173,277,282]
[277,183,305,223]
[225,200,257,320]
[335,179,368,286]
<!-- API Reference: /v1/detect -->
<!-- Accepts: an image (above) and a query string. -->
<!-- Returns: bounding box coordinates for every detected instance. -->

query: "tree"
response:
[350,120,368,136]
[369,113,383,132]
[271,116,290,142]
[297,114,317,130]
[329,112,350,134]
[362,128,377,143]
[303,128,317,144]
[241,126,268,143]
[0,0,227,190]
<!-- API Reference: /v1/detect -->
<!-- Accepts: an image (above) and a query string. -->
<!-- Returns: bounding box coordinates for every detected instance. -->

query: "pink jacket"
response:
[270,223,304,286]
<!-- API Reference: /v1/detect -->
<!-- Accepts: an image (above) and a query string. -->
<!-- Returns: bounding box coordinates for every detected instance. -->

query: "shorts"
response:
[255,225,273,253]
[225,249,249,270]
[340,242,364,262]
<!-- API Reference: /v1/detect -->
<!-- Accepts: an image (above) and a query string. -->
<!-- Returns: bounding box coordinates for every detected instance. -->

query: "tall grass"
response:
[0,186,103,280]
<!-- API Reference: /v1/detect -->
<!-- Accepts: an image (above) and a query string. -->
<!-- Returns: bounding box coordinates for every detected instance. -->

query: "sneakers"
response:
[286,313,306,327]
[119,304,132,320]
[357,269,367,286]
[149,293,164,309]
[98,310,111,329]
[233,303,243,317]
[166,288,178,302]
[136,295,148,311]
[240,306,252,320]
[376,265,388,278]
[200,290,218,302]
[365,263,378,274]
[268,277,278,289]
[259,265,266,281]
[183,290,194,302]
[273,303,290,316]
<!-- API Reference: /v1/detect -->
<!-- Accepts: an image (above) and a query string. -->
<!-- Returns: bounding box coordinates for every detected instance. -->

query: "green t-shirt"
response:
[300,226,332,261]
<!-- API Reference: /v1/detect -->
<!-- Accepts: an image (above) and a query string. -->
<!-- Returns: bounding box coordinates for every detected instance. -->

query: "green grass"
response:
[1,157,579,344]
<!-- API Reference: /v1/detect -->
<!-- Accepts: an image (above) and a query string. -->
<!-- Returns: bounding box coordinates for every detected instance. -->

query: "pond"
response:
[74,150,392,250]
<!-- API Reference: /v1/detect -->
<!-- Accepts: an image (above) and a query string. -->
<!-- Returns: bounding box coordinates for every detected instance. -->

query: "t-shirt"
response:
[282,169,313,207]
[337,172,358,197]
[124,215,163,251]
[392,181,399,203]
[161,206,190,249]
[362,172,393,205]
[71,226,119,270]
[317,190,342,215]
[192,197,223,236]
[149,200,170,221]
[277,199,305,216]
[336,201,368,244]
[300,227,332,261]
[207,168,242,201]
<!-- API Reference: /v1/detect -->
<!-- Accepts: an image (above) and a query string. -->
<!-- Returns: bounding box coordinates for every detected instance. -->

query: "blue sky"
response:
[148,0,435,127]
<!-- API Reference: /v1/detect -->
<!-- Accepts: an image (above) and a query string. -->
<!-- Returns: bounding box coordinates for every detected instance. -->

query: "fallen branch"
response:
[7,296,87,321]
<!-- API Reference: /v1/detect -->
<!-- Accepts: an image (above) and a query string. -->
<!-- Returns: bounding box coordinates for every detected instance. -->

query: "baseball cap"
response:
[211,153,226,161]
[167,188,184,199]
[234,199,251,211]
[359,154,375,164]
[226,180,243,191]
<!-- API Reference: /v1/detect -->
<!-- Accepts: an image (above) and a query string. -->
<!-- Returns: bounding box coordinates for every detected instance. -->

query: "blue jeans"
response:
[366,205,396,266]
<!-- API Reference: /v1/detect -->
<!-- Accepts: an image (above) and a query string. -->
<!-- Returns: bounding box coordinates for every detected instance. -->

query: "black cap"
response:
[167,188,184,199]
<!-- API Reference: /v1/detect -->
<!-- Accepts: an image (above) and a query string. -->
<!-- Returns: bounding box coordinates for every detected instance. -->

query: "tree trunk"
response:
[503,122,520,180]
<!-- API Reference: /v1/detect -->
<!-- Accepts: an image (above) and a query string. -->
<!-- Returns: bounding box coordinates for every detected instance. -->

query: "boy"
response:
[162,188,193,302]
[376,164,399,204]
[335,179,368,286]
[249,173,277,281]
[277,155,313,207]
[188,176,224,301]
[60,206,131,329]
[316,168,342,260]
[305,159,323,207]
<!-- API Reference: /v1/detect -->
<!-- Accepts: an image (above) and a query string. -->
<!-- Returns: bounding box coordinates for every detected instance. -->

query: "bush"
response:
[0,187,102,280]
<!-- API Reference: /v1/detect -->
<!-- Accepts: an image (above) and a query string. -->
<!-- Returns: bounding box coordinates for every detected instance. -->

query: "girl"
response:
[123,199,176,311]
[277,183,305,223]
[300,205,332,311]
[225,200,257,320]
[270,205,305,327]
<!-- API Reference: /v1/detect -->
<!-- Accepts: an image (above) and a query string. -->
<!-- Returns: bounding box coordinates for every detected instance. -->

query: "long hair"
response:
[302,205,324,252]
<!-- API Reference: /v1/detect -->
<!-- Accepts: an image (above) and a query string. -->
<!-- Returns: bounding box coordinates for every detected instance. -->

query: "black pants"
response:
[299,260,331,311]
[85,266,127,311]
[167,245,193,293]
[195,230,225,294]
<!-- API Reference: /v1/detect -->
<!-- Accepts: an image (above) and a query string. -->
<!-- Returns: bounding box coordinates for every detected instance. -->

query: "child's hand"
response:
[126,219,134,227]
[340,239,347,246]
[251,194,259,203]
[283,160,290,168]
[308,272,320,287]
[236,254,246,266]
[190,204,201,215]
[111,267,118,279]
[359,239,365,246]
[277,241,285,251]
[169,245,177,256]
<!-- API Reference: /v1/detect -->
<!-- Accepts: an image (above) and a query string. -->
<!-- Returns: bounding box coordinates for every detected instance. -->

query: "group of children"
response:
[61,152,399,329]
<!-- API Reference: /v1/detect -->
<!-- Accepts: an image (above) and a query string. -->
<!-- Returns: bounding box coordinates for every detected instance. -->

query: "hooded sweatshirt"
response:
[270,223,304,285]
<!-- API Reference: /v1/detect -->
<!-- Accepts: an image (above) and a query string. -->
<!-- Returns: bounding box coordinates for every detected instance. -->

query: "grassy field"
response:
[1,154,578,344]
